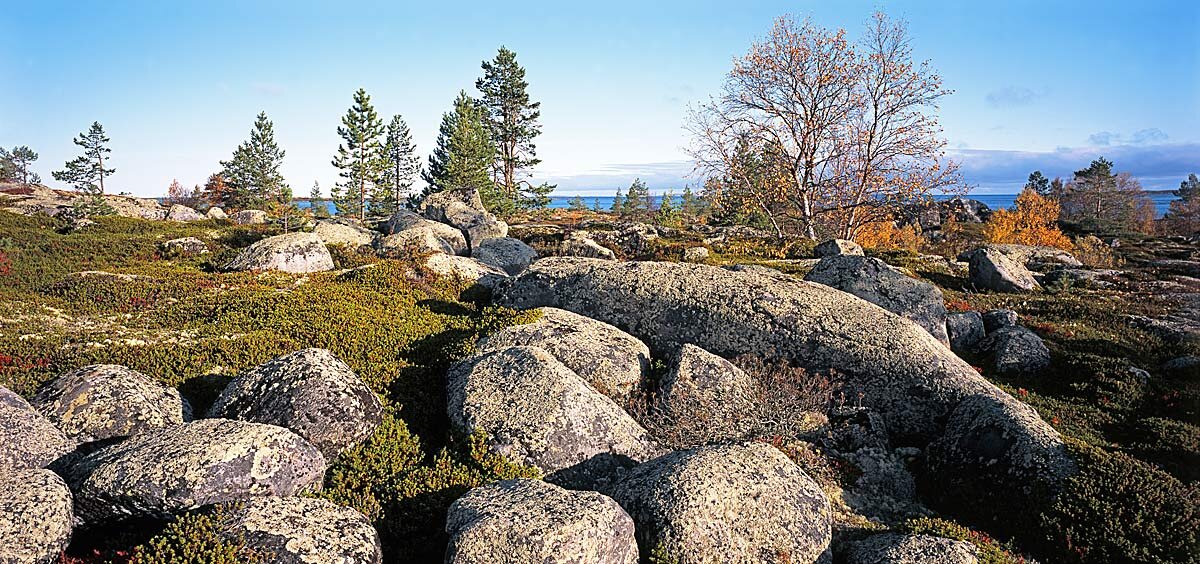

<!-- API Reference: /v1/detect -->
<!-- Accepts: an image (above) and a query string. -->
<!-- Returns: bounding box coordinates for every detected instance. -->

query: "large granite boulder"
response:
[609,442,831,564]
[231,209,269,225]
[981,309,1018,332]
[0,468,74,564]
[379,210,469,255]
[804,255,949,345]
[419,187,508,250]
[561,231,617,260]
[31,364,190,443]
[967,248,1042,292]
[220,496,382,564]
[477,308,649,401]
[447,346,661,488]
[224,232,335,273]
[657,344,757,442]
[472,237,538,275]
[960,244,1081,270]
[946,312,985,356]
[423,254,509,290]
[844,533,979,564]
[978,326,1051,377]
[494,258,996,442]
[64,418,326,524]
[208,349,383,459]
[446,478,638,564]
[377,228,456,256]
[166,204,204,222]
[0,386,74,469]
[161,236,209,256]
[815,238,864,257]
[206,206,227,219]
[926,394,1076,530]
[313,219,377,248]
[682,246,710,262]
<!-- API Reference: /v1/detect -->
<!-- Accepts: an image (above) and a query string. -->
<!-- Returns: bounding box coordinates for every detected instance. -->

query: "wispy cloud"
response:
[542,160,694,193]
[1088,127,1168,146]
[951,142,1198,192]
[985,86,1041,108]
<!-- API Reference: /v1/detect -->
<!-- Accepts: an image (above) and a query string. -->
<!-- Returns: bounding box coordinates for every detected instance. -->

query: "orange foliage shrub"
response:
[854,217,922,252]
[982,188,1073,250]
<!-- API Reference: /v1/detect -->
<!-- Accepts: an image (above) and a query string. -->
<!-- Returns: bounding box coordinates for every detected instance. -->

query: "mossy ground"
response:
[0,211,538,562]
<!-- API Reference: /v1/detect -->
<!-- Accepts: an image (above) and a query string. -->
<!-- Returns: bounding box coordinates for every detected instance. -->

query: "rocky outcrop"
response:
[0,183,165,219]
[161,236,209,256]
[960,244,1081,271]
[981,309,1018,332]
[447,346,661,488]
[495,258,997,442]
[64,418,326,524]
[946,312,985,355]
[208,349,383,459]
[967,247,1041,292]
[844,533,978,564]
[419,188,508,250]
[804,255,949,345]
[224,232,335,273]
[1042,268,1121,289]
[423,254,509,290]
[815,238,864,257]
[978,326,1051,377]
[682,246,710,262]
[446,478,638,564]
[207,207,227,219]
[609,442,831,564]
[0,386,74,469]
[658,344,756,442]
[380,210,469,255]
[377,228,457,256]
[231,209,269,225]
[0,468,74,564]
[589,223,660,257]
[472,237,538,275]
[220,496,382,564]
[31,364,190,443]
[313,219,377,248]
[477,308,649,400]
[560,231,617,260]
[166,204,204,222]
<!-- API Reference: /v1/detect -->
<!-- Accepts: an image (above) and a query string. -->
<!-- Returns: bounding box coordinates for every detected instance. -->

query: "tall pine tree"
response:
[53,122,116,216]
[220,112,289,210]
[477,46,549,207]
[423,91,499,209]
[379,114,420,214]
[331,88,385,220]
[6,146,38,184]
[310,181,329,218]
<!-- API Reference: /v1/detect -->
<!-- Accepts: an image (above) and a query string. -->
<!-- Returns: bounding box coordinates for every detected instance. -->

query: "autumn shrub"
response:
[1071,234,1121,268]
[902,517,1026,564]
[1040,442,1200,563]
[982,188,1072,250]
[854,218,922,252]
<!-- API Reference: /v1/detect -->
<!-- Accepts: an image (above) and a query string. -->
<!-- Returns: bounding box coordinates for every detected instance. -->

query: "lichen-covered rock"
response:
[495,258,998,443]
[804,255,949,345]
[609,442,831,564]
[447,346,661,488]
[423,254,509,290]
[446,478,638,564]
[967,247,1041,292]
[926,394,1076,526]
[377,228,456,256]
[978,326,1051,377]
[561,231,617,260]
[165,204,204,222]
[946,311,985,356]
[206,206,227,219]
[682,246,710,262]
[960,244,1081,270]
[419,187,508,250]
[224,232,335,273]
[161,236,209,256]
[472,237,538,275]
[64,418,326,524]
[658,344,756,441]
[0,468,73,564]
[0,386,74,469]
[815,238,864,257]
[981,309,1018,332]
[826,406,890,452]
[379,211,469,255]
[31,364,190,443]
[477,308,649,400]
[208,349,382,459]
[844,533,978,564]
[220,496,381,564]
[840,447,921,522]
[231,209,269,224]
[313,219,377,248]
[1042,268,1121,289]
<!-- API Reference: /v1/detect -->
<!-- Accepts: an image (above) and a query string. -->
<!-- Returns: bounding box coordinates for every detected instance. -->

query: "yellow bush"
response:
[983,188,1073,250]
[854,218,922,252]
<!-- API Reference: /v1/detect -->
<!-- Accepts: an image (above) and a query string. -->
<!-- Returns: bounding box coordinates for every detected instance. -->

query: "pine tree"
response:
[1179,173,1199,202]
[1025,171,1051,197]
[593,198,602,212]
[681,185,701,218]
[568,195,586,211]
[477,46,542,203]
[5,146,38,184]
[0,148,12,182]
[332,88,385,220]
[53,122,116,216]
[220,112,289,210]
[423,91,500,209]
[623,178,650,217]
[378,114,419,217]
[610,188,624,215]
[656,189,680,226]
[310,181,329,218]
[199,173,231,208]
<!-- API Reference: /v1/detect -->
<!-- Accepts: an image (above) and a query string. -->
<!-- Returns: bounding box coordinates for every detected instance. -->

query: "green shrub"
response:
[1040,442,1200,563]
[132,506,264,564]
[902,517,1024,564]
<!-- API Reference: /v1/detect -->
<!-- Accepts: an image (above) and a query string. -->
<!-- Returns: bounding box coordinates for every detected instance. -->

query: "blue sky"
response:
[2,0,1197,197]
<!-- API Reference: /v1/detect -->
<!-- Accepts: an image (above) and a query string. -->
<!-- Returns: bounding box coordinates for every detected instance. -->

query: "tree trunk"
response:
[97,155,105,194]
